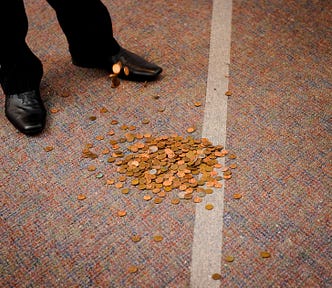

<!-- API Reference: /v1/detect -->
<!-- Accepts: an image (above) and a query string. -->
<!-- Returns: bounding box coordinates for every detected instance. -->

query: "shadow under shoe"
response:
[5,90,46,135]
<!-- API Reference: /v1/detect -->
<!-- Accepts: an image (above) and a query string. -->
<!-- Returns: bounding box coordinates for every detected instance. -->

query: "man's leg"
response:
[46,0,162,81]
[0,0,46,135]
[46,0,120,63]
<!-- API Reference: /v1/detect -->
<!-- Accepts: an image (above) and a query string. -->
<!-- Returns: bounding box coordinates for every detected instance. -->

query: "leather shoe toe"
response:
[110,48,162,81]
[72,47,162,81]
[5,90,46,135]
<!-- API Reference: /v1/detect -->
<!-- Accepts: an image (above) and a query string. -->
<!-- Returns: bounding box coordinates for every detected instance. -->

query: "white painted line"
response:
[190,0,232,287]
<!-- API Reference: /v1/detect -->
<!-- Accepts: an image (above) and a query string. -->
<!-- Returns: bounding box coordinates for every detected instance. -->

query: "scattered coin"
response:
[124,66,130,76]
[171,198,180,205]
[142,118,150,124]
[260,251,271,258]
[228,153,237,159]
[128,266,138,273]
[100,107,108,113]
[205,204,214,210]
[229,163,237,169]
[153,235,163,242]
[77,194,86,200]
[131,235,141,242]
[225,255,235,262]
[154,197,163,204]
[233,193,242,199]
[106,179,115,185]
[50,108,60,114]
[212,273,222,280]
[193,196,202,203]
[143,195,152,201]
[225,90,232,96]
[87,165,97,171]
[186,127,196,133]
[89,116,97,121]
[96,135,104,141]
[44,146,54,152]
[112,62,122,74]
[117,210,127,217]
[194,101,202,107]
[115,182,124,189]
[121,188,130,194]
[110,75,120,88]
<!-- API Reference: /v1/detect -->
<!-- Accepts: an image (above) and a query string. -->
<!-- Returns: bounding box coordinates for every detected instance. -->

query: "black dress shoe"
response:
[5,90,46,135]
[72,47,162,81]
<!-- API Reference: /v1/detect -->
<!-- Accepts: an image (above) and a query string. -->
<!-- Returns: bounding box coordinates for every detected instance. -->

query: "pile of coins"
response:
[82,126,237,204]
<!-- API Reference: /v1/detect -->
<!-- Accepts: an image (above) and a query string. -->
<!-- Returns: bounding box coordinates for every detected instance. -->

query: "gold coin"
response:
[121,188,130,194]
[112,61,122,74]
[100,107,108,113]
[153,235,163,242]
[107,157,116,163]
[186,127,196,133]
[171,198,180,205]
[95,135,104,141]
[143,195,152,201]
[142,118,150,124]
[260,251,271,258]
[225,255,234,262]
[131,235,141,242]
[101,148,110,155]
[225,90,232,96]
[87,165,96,171]
[111,76,120,88]
[115,182,124,189]
[128,266,138,273]
[124,66,130,76]
[229,163,237,169]
[44,146,54,152]
[205,204,214,210]
[205,188,213,194]
[233,193,242,199]
[193,196,202,203]
[194,101,202,107]
[212,273,222,280]
[154,197,163,204]
[111,119,119,125]
[77,194,86,200]
[131,179,139,186]
[106,179,115,185]
[228,153,237,159]
[89,116,97,121]
[158,191,166,198]
[50,108,60,114]
[118,175,127,182]
[117,210,127,217]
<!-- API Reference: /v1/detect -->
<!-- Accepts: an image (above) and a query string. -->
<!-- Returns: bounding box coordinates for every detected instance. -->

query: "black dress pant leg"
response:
[46,0,120,62]
[0,0,43,95]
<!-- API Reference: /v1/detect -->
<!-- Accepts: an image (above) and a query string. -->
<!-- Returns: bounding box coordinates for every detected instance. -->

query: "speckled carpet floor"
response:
[1,0,331,287]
